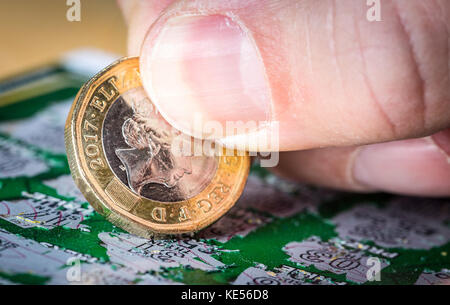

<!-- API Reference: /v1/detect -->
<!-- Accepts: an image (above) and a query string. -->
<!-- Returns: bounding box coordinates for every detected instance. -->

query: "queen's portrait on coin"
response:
[103,87,218,202]
[117,112,194,195]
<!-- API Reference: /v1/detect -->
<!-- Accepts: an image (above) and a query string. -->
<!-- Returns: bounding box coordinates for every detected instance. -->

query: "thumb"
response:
[138,0,450,151]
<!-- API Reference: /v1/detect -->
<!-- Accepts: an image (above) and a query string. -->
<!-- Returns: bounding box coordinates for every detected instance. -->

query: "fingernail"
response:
[352,138,450,196]
[140,14,271,139]
[431,128,450,158]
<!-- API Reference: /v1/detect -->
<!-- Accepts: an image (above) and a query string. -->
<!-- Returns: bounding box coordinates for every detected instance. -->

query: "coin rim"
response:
[65,57,250,237]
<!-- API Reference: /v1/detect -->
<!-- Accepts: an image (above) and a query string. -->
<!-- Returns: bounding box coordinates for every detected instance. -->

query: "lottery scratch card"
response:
[0,49,449,285]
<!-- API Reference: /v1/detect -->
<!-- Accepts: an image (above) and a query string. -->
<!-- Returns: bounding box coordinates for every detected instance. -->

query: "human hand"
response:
[118,0,450,196]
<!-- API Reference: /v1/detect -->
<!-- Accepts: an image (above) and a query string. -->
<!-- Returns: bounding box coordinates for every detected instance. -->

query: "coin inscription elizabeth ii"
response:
[65,57,250,237]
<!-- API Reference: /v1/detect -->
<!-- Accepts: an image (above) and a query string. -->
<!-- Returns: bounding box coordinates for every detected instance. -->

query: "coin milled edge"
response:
[65,57,250,238]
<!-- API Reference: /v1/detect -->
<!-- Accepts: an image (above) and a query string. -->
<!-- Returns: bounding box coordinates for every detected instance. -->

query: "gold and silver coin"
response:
[65,57,250,237]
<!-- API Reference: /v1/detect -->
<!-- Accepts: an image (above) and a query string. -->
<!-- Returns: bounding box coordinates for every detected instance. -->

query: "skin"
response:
[118,0,450,197]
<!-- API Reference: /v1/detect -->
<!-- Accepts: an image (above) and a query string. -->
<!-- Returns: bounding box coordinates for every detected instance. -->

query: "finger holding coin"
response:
[65,57,250,237]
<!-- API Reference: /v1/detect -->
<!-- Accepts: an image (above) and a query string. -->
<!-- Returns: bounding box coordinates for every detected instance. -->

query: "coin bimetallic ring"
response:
[65,57,250,238]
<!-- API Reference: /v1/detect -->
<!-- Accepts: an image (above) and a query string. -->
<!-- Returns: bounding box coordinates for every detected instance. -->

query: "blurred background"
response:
[0,0,127,79]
